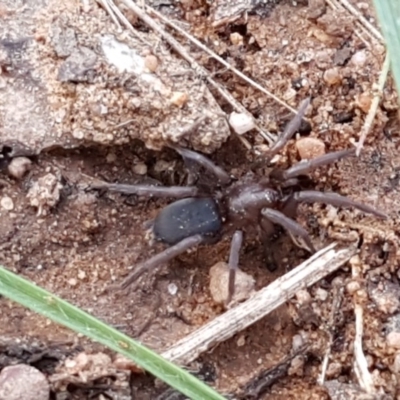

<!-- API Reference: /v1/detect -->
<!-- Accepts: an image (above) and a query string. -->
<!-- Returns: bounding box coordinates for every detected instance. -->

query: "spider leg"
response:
[262,208,316,253]
[282,190,387,219]
[272,148,355,181]
[266,97,310,159]
[171,146,231,185]
[90,182,199,198]
[120,234,205,289]
[226,230,243,305]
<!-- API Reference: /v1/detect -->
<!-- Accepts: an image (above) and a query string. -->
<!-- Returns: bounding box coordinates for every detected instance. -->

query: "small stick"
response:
[162,244,357,365]
[101,0,145,40]
[352,261,375,393]
[97,0,121,29]
[356,52,390,156]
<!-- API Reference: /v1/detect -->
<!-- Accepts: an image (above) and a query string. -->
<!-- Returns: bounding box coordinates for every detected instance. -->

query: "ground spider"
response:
[92,98,386,303]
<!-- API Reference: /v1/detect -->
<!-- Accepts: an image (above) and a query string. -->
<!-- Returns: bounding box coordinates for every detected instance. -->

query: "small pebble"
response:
[295,289,311,305]
[350,50,367,67]
[0,364,50,400]
[315,287,328,301]
[1,196,14,211]
[168,283,178,296]
[292,334,304,351]
[132,162,147,175]
[346,280,361,294]
[8,157,32,179]
[170,91,188,107]
[296,137,326,160]
[323,67,341,85]
[230,32,243,46]
[236,335,246,347]
[209,261,255,305]
[78,270,86,280]
[106,153,117,163]
[356,92,372,113]
[144,54,158,72]
[68,278,78,286]
[229,112,255,135]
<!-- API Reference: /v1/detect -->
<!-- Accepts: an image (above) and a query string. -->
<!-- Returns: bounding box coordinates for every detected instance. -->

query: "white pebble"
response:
[8,157,32,179]
[351,50,367,67]
[237,335,246,347]
[230,32,243,46]
[1,196,14,211]
[168,283,178,296]
[292,334,304,351]
[229,112,255,135]
[315,288,328,301]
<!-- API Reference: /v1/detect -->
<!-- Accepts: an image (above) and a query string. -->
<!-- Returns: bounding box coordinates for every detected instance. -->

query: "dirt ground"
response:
[1,0,400,399]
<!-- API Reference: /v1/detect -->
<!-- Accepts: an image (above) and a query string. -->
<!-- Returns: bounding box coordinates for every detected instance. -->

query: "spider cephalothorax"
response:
[91,98,386,303]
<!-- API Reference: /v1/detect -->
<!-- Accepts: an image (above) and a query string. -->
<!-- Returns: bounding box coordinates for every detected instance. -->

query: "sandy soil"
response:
[1,0,400,399]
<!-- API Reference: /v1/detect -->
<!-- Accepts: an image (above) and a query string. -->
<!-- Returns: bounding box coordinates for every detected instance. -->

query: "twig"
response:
[119,0,273,148]
[146,5,298,116]
[97,0,122,29]
[355,52,391,156]
[352,261,375,394]
[99,0,145,41]
[162,243,357,365]
[318,283,344,385]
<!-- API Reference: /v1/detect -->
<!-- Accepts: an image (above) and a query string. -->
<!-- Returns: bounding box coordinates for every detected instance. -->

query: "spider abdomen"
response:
[153,197,222,245]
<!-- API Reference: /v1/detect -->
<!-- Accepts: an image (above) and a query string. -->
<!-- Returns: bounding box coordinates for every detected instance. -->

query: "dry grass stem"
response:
[351,263,375,393]
[99,0,145,40]
[354,304,375,393]
[146,6,298,117]
[336,0,384,43]
[162,244,357,365]
[97,0,122,29]
[326,0,381,46]
[356,52,390,155]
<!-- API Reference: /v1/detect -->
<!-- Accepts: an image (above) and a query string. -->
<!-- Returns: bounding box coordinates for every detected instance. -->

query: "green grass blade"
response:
[373,0,400,95]
[0,265,226,400]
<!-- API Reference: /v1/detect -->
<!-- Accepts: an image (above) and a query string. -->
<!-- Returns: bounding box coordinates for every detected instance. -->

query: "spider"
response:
[92,98,386,303]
